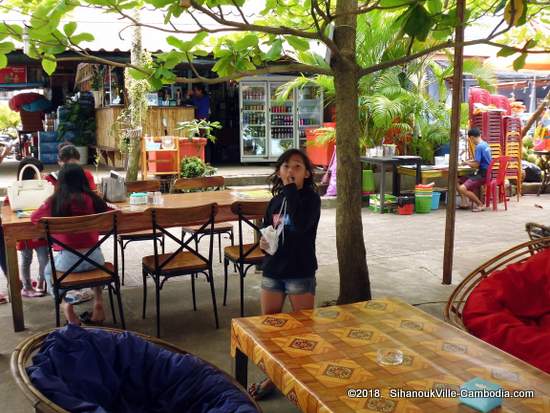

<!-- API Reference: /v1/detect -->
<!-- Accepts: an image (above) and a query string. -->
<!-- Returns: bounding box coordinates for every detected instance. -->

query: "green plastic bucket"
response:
[362,169,375,193]
[415,195,432,213]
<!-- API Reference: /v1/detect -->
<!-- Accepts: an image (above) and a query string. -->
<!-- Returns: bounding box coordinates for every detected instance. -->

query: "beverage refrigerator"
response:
[239,76,323,162]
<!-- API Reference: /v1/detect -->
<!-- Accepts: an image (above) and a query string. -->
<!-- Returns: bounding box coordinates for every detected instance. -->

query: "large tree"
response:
[1,0,548,303]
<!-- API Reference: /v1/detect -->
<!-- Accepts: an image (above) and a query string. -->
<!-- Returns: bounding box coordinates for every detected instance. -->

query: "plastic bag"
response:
[260,199,287,255]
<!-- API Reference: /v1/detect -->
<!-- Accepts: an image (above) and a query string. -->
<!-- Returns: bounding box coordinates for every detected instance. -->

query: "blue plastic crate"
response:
[39,153,59,164]
[39,142,59,154]
[38,131,58,143]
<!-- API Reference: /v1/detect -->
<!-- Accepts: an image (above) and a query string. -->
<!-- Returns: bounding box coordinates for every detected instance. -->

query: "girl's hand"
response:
[259,236,269,251]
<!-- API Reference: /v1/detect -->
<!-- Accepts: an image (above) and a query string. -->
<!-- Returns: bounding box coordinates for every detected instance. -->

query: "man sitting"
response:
[458,128,492,212]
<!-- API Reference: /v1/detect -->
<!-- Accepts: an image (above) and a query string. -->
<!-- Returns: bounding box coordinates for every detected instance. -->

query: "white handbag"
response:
[260,198,287,255]
[7,163,54,211]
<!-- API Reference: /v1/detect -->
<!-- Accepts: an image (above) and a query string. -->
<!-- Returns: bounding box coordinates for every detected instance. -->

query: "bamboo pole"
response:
[443,0,466,284]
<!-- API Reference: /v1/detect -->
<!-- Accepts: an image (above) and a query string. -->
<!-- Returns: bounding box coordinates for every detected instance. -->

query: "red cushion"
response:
[462,249,550,373]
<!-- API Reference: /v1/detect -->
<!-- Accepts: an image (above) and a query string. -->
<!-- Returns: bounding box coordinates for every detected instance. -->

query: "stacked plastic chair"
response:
[490,94,511,116]
[503,116,523,200]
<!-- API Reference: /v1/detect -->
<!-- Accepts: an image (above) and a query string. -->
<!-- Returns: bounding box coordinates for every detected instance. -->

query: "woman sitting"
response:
[31,164,112,325]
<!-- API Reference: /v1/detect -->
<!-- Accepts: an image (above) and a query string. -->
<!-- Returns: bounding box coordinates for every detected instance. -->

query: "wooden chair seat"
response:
[142,251,208,273]
[119,229,163,240]
[57,263,114,288]
[182,222,234,234]
[224,244,265,263]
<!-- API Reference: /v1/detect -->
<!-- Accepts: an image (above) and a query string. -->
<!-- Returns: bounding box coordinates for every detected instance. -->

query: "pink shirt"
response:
[31,194,111,250]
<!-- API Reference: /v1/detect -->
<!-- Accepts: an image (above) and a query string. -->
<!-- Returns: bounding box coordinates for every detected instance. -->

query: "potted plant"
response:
[174,156,217,192]
[90,66,105,109]
[176,119,221,161]
[57,97,95,164]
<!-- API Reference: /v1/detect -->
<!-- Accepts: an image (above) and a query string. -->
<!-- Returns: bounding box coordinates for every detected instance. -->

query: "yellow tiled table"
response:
[231,297,550,412]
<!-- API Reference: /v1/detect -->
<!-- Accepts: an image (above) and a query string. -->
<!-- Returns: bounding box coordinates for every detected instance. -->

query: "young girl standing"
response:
[16,157,49,297]
[249,149,321,400]
[32,164,111,325]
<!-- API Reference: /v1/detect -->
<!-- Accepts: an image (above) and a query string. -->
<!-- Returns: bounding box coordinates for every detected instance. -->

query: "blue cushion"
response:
[27,325,257,413]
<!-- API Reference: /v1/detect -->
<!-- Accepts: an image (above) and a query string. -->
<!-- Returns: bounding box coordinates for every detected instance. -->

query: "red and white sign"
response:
[0,66,27,84]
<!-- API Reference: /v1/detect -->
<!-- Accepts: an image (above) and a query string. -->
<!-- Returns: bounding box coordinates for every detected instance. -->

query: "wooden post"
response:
[443,0,466,284]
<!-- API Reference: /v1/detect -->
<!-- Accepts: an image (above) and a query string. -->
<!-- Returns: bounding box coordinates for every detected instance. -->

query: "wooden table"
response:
[231,297,550,413]
[398,165,474,184]
[534,151,550,196]
[2,190,270,332]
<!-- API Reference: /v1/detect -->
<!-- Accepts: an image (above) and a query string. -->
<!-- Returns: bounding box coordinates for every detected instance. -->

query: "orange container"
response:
[545,137,550,151]
[148,151,177,173]
[179,137,207,161]
[305,128,335,167]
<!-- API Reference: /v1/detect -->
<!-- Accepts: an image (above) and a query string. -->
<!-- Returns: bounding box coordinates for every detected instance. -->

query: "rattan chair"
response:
[118,180,165,285]
[172,176,234,263]
[526,222,550,242]
[11,327,261,413]
[444,237,550,330]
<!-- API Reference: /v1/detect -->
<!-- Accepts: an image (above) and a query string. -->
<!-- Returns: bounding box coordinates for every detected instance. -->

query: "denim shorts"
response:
[261,276,316,295]
[45,249,105,294]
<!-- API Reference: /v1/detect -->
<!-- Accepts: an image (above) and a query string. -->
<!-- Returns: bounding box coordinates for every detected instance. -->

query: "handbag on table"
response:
[100,172,127,203]
[7,164,54,211]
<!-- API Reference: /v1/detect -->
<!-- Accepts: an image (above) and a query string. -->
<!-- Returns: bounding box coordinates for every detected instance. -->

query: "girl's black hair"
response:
[49,163,108,217]
[268,149,317,195]
[17,157,44,181]
[58,144,81,163]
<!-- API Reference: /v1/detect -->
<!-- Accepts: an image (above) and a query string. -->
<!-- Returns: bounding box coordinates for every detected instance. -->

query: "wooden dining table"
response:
[231,297,550,413]
[2,190,270,332]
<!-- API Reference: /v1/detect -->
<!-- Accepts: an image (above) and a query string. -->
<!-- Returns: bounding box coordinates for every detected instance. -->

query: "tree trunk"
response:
[333,0,371,304]
[125,11,144,182]
[126,131,142,181]
[442,0,465,284]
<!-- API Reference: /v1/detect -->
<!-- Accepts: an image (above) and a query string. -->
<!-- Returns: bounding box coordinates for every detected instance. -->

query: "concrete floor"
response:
[1,194,549,412]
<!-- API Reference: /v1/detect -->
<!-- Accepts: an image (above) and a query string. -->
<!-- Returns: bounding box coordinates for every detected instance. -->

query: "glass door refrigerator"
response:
[296,84,323,150]
[240,82,268,161]
[268,81,295,159]
[240,77,323,162]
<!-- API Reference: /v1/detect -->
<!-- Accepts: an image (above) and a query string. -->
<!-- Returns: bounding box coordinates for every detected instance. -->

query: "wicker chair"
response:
[11,327,261,413]
[444,237,550,330]
[525,222,550,244]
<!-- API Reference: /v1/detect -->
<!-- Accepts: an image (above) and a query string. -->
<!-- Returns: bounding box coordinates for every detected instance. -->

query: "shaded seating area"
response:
[445,238,550,373]
[11,325,260,413]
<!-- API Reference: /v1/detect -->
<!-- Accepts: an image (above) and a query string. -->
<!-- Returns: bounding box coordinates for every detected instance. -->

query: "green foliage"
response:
[180,156,216,178]
[0,105,20,136]
[176,119,222,143]
[57,97,96,146]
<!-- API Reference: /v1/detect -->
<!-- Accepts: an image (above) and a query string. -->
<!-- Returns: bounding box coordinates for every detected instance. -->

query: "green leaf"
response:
[148,77,163,91]
[0,54,7,69]
[63,22,77,37]
[128,68,149,80]
[234,34,258,51]
[188,32,208,48]
[264,39,283,61]
[512,53,527,71]
[167,36,186,50]
[403,5,433,41]
[497,46,517,57]
[0,42,15,54]
[42,55,57,75]
[494,0,507,13]
[379,0,412,7]
[286,36,309,51]
[427,0,442,14]
[525,39,537,49]
[193,49,209,57]
[70,33,94,44]
[297,51,330,69]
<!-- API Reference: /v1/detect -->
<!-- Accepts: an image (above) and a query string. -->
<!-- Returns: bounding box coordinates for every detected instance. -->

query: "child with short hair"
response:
[45,144,96,190]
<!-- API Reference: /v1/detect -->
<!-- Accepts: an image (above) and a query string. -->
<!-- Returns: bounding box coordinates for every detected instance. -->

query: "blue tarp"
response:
[27,325,257,413]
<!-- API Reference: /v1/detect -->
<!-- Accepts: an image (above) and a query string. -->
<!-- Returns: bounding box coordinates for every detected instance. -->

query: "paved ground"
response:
[0,185,549,411]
